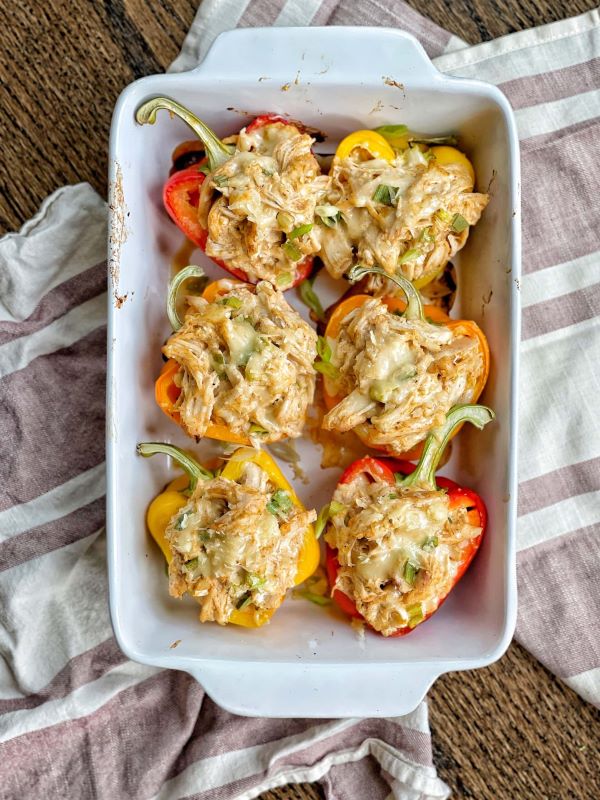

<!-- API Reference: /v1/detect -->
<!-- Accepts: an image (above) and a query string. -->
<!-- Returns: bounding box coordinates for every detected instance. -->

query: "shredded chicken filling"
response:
[325,473,482,636]
[164,281,317,443]
[198,122,331,287]
[166,461,316,625]
[322,299,484,454]
[314,146,488,283]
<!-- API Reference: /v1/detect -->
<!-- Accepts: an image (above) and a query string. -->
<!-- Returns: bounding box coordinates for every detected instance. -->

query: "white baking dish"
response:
[107,26,520,718]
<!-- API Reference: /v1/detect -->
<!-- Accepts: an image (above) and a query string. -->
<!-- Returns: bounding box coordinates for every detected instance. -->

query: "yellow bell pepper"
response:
[335,130,396,162]
[137,442,320,628]
[429,145,475,188]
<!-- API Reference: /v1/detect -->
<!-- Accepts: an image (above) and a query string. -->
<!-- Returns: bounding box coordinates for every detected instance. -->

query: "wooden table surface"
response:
[1,2,598,798]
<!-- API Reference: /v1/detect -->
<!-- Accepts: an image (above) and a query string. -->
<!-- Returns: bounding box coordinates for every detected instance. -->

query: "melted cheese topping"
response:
[325,473,481,636]
[166,461,316,625]
[164,281,317,443]
[322,298,484,454]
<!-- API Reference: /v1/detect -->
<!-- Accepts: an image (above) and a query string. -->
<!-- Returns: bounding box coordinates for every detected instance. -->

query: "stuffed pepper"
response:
[139,442,320,628]
[314,126,489,289]
[136,97,330,289]
[318,265,489,457]
[322,404,493,636]
[156,266,317,445]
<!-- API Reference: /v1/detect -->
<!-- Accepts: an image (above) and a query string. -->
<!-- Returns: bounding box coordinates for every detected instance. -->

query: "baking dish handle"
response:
[188,662,440,718]
[192,26,440,83]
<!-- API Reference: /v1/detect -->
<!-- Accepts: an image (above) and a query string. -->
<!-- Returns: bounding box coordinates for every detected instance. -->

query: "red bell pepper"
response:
[324,404,493,637]
[135,97,314,287]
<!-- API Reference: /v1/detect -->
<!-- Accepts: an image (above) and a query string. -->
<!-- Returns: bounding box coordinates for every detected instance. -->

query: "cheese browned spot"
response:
[164,281,317,443]
[325,472,481,636]
[167,461,316,625]
[322,298,484,454]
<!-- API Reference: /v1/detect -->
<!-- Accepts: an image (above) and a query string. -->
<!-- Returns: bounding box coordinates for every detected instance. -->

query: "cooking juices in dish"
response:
[139,443,319,628]
[136,97,495,636]
[156,269,318,445]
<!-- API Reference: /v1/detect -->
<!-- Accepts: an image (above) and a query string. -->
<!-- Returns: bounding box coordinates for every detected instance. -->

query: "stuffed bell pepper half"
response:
[317,265,489,457]
[136,97,329,289]
[322,404,494,636]
[156,266,317,445]
[138,443,319,628]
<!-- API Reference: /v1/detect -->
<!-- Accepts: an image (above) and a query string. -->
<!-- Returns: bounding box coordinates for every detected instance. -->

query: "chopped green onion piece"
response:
[374,124,409,139]
[262,167,274,177]
[236,591,253,610]
[246,573,266,590]
[276,272,293,287]
[314,361,339,380]
[420,226,435,243]
[330,501,346,515]
[218,296,242,309]
[316,335,332,363]
[422,535,439,552]
[372,184,399,206]
[266,489,293,516]
[276,211,294,233]
[398,248,420,265]
[451,213,469,233]
[295,590,331,606]
[314,504,331,539]
[184,557,198,572]
[403,561,419,586]
[212,174,228,187]
[298,278,325,321]
[435,208,452,224]
[174,512,190,531]
[406,602,424,628]
[249,424,268,435]
[315,205,341,227]
[283,240,302,261]
[289,223,313,239]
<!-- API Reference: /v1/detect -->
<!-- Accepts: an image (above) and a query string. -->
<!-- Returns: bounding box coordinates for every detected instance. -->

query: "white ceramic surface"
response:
[107,26,521,718]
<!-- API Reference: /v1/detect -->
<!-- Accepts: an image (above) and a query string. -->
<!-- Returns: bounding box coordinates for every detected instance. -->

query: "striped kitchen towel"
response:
[0,3,599,799]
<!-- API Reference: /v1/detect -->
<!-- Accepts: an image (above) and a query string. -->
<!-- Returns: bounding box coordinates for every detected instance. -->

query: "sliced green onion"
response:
[315,205,341,227]
[398,248,420,265]
[167,264,207,331]
[283,240,302,262]
[314,361,339,380]
[372,184,399,206]
[316,335,332,363]
[266,489,293,516]
[212,174,228,187]
[246,573,266,589]
[276,211,294,233]
[298,278,325,321]
[295,590,331,606]
[422,535,439,552]
[236,591,253,610]
[451,213,469,233]
[174,512,190,531]
[184,557,198,572]
[403,561,419,586]
[407,602,424,628]
[249,424,268,435]
[314,501,345,539]
[435,208,452,224]
[289,223,313,239]
[276,272,293,287]
[420,226,435,243]
[218,296,242,309]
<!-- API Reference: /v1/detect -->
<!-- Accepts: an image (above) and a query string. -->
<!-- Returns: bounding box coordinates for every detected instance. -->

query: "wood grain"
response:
[1,2,599,799]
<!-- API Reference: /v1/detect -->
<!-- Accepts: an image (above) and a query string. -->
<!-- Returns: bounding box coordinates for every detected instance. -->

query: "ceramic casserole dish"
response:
[107,26,520,718]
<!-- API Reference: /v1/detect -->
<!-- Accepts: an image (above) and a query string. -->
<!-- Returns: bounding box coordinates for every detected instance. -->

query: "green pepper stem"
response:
[401,404,495,490]
[346,264,423,321]
[137,442,213,492]
[167,265,206,331]
[135,97,232,171]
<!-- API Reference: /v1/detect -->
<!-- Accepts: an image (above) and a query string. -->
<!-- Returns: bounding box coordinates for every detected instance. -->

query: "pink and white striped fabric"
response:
[1,3,599,798]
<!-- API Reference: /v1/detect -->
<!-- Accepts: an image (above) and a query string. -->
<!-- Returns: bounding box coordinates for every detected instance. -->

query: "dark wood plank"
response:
[1,3,599,800]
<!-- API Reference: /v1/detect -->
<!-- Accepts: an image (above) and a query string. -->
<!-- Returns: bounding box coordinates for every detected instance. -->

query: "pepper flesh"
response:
[335,130,396,162]
[321,268,490,458]
[142,445,320,628]
[324,405,492,636]
[136,98,314,288]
